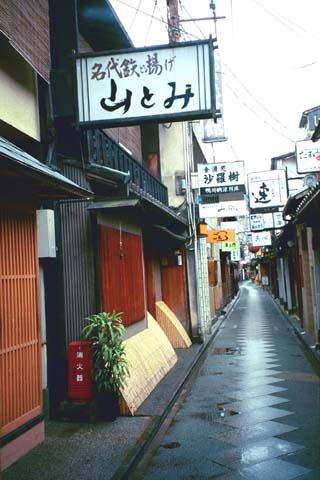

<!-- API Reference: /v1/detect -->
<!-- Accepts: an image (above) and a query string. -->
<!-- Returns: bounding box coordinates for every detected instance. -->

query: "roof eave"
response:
[78,0,133,51]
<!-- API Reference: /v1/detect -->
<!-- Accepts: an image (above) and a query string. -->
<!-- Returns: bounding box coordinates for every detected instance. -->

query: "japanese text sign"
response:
[250,212,285,231]
[68,341,93,402]
[231,249,241,261]
[247,170,288,209]
[199,200,248,218]
[252,231,271,246]
[76,40,215,127]
[295,140,320,174]
[273,211,286,228]
[221,240,240,252]
[206,229,235,243]
[198,161,245,195]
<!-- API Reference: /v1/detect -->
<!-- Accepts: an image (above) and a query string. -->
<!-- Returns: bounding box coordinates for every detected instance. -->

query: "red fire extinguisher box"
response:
[68,341,93,402]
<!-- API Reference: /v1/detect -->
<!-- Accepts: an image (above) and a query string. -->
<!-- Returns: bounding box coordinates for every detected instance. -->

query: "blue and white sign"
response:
[250,212,285,231]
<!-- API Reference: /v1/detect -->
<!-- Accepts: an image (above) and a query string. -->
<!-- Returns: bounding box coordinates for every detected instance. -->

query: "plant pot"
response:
[95,390,120,421]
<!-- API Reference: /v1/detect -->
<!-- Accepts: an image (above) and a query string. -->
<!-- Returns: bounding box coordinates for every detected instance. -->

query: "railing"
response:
[87,130,169,206]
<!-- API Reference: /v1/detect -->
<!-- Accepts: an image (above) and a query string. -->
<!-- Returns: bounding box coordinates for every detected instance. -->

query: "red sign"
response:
[68,341,93,402]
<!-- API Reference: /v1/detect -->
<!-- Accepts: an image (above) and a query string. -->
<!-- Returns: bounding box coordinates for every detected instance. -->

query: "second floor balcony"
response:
[87,130,168,206]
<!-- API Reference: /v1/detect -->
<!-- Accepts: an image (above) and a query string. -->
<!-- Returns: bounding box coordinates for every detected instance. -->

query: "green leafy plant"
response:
[81,311,130,394]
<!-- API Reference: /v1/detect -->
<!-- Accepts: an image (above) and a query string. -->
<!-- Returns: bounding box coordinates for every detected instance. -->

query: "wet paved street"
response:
[133,282,320,479]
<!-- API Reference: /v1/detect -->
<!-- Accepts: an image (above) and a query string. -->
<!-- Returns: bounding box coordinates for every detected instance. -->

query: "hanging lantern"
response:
[248,244,260,253]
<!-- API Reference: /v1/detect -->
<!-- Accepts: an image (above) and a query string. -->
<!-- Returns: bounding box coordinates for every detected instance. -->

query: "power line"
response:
[224,64,292,134]
[112,0,203,43]
[157,0,169,37]
[113,0,168,27]
[179,1,207,40]
[249,0,318,40]
[230,143,240,160]
[144,0,158,46]
[179,23,201,42]
[127,0,143,34]
[225,82,296,143]
[277,13,319,40]
[297,60,320,70]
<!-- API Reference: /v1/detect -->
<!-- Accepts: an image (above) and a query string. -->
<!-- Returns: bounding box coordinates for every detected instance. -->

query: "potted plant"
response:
[81,311,129,421]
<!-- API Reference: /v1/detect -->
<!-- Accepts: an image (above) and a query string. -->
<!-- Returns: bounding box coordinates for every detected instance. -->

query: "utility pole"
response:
[166,1,208,341]
[167,0,181,43]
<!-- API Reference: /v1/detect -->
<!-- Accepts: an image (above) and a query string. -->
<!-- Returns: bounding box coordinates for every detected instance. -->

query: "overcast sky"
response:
[109,0,320,173]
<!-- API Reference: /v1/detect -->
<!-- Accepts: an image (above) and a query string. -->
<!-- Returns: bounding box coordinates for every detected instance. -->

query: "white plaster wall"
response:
[0,40,40,140]
[159,122,187,208]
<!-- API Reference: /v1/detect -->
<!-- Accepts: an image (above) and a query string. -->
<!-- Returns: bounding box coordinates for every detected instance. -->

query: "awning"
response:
[86,163,130,185]
[282,185,310,218]
[282,184,320,222]
[311,121,320,142]
[0,137,92,199]
[151,224,189,243]
[88,195,188,226]
[88,198,139,211]
[88,196,189,247]
[78,0,133,51]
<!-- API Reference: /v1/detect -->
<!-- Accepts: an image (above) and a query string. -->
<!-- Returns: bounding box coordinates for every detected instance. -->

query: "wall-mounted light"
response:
[174,250,183,266]
[197,219,208,238]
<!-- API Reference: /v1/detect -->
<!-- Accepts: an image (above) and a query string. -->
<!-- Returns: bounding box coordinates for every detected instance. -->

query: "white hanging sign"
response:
[198,161,245,194]
[76,40,215,127]
[231,249,241,261]
[248,170,288,209]
[252,231,272,246]
[296,140,320,174]
[199,200,248,218]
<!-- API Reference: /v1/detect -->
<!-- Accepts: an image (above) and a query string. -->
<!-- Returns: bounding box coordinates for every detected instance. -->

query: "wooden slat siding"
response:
[0,210,42,437]
[144,249,156,319]
[99,226,145,326]
[60,165,96,343]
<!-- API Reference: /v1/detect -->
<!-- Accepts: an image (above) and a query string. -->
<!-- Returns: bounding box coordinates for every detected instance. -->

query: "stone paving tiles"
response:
[224,394,289,412]
[235,368,282,378]
[240,458,312,479]
[209,420,299,447]
[227,384,287,400]
[236,376,284,387]
[136,284,319,479]
[210,437,304,469]
[218,406,294,428]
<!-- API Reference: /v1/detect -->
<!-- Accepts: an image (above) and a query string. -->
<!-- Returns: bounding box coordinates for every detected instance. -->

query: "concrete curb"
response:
[112,291,241,479]
[268,291,320,368]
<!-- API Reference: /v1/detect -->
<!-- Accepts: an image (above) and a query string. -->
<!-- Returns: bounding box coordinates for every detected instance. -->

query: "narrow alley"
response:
[132,282,320,480]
